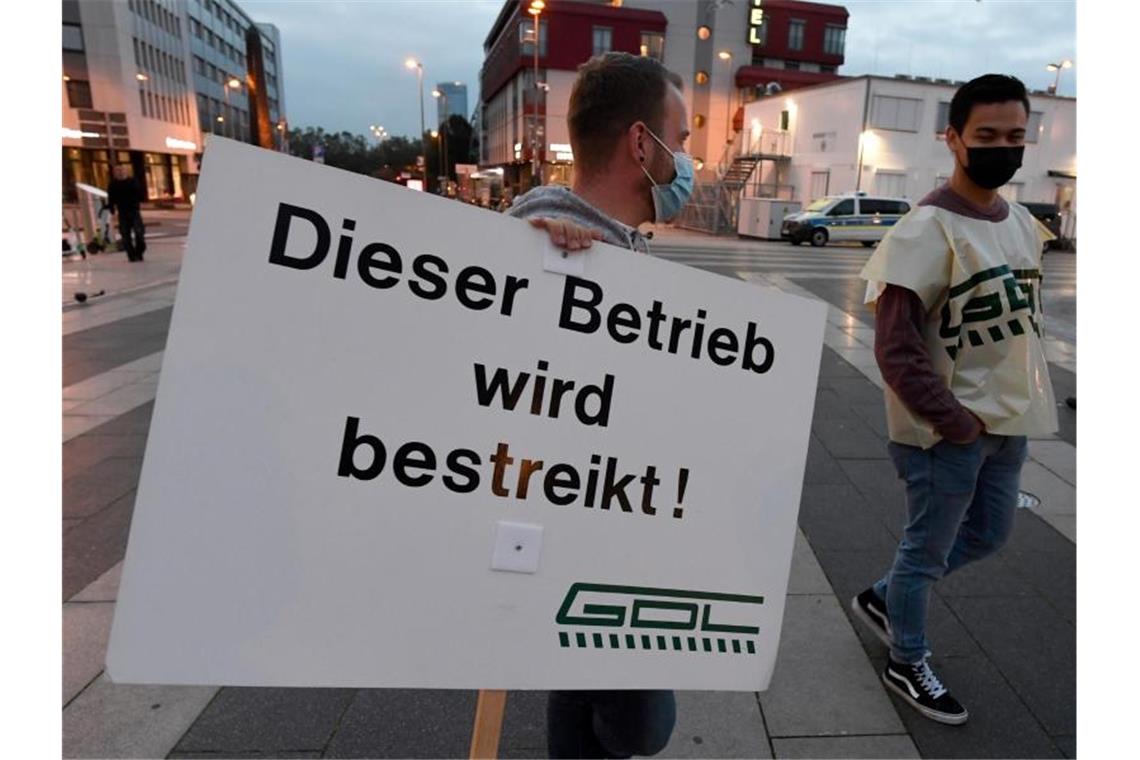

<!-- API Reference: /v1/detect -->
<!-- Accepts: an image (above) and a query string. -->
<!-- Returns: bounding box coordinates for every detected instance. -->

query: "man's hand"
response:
[944,411,986,445]
[528,217,605,252]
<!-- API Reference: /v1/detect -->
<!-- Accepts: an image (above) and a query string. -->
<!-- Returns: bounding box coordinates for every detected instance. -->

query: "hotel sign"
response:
[749,0,766,46]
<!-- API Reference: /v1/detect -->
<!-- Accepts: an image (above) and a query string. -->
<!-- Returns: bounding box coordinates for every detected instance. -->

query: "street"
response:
[62,211,1076,759]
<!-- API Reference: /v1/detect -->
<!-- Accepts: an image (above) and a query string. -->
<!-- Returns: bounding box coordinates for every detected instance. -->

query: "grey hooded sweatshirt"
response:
[507,185,651,254]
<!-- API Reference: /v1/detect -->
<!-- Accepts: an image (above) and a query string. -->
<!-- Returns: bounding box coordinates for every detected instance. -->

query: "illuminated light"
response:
[405,58,420,70]
[62,128,101,139]
[63,75,71,81]
[165,137,198,150]
[432,89,442,98]
[216,115,224,122]
[751,118,762,135]
[227,77,242,88]
[697,26,711,40]
[549,143,572,152]
[694,158,705,170]
[718,51,732,61]
[693,114,706,128]
[528,0,545,14]
[640,44,648,56]
[136,73,149,81]
[695,71,709,85]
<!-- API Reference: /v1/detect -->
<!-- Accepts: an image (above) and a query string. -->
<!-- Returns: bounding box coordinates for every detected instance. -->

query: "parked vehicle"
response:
[1018,202,1064,250]
[781,192,911,247]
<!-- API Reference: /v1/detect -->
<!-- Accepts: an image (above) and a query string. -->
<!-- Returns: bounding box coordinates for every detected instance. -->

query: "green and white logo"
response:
[556,583,765,655]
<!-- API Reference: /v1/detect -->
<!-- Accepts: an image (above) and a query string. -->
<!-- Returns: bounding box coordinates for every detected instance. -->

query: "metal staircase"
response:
[678,126,793,236]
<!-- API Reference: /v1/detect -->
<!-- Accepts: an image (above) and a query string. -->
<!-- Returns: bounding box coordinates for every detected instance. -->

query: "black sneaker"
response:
[882,657,968,725]
[851,588,892,647]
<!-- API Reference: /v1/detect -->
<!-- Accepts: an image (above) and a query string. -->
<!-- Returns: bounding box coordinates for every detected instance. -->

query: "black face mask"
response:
[962,145,1024,190]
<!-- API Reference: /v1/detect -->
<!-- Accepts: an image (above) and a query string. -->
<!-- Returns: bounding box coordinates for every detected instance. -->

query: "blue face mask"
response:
[639,127,694,223]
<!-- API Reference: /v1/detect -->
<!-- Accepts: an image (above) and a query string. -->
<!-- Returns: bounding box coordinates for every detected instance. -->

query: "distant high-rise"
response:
[435,82,468,125]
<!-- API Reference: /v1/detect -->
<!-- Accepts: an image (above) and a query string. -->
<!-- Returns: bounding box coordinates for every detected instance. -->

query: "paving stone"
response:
[64,518,83,535]
[63,456,143,519]
[802,435,852,486]
[817,350,866,380]
[659,690,772,758]
[771,734,919,758]
[169,752,321,759]
[888,654,1062,759]
[1053,734,1077,758]
[787,530,833,596]
[811,417,889,460]
[1037,513,1075,543]
[63,307,173,386]
[935,552,1038,598]
[760,595,904,738]
[63,673,218,759]
[1027,440,1076,485]
[798,485,899,554]
[1019,460,1076,516]
[499,690,548,751]
[174,686,356,755]
[849,402,889,438]
[813,387,861,421]
[63,489,136,601]
[63,431,148,473]
[322,688,476,758]
[63,601,115,706]
[822,376,887,407]
[944,596,1075,736]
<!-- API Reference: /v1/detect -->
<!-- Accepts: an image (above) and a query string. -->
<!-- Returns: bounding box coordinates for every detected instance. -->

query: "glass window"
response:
[1025,111,1043,143]
[824,25,846,56]
[519,19,547,57]
[871,95,922,132]
[785,60,800,71]
[828,199,855,216]
[63,23,84,51]
[66,80,93,109]
[935,101,951,133]
[640,32,664,61]
[788,20,804,51]
[821,64,836,74]
[593,26,613,56]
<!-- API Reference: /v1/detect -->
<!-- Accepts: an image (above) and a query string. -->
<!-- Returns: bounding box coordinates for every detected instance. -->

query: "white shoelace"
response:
[915,658,948,700]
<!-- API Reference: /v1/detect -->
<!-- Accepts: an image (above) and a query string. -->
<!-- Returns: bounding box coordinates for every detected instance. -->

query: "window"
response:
[871,95,922,132]
[935,101,951,133]
[788,20,804,51]
[640,32,664,60]
[823,25,845,56]
[860,198,909,215]
[785,60,800,71]
[519,19,547,57]
[63,23,84,51]
[821,64,836,74]
[780,110,789,130]
[828,199,855,216]
[66,79,93,109]
[191,18,202,38]
[593,26,613,56]
[873,172,907,198]
[1025,111,1043,143]
[809,171,829,200]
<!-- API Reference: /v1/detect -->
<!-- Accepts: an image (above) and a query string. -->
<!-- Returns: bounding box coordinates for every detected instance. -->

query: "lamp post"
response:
[718,50,734,145]
[405,57,427,189]
[528,0,545,186]
[433,89,449,194]
[1045,59,1073,95]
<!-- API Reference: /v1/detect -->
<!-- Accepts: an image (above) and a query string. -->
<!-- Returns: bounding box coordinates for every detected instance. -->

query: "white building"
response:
[740,75,1077,220]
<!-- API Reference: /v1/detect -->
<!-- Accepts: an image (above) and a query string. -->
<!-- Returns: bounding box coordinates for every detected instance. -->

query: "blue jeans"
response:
[873,434,1028,664]
[547,690,676,758]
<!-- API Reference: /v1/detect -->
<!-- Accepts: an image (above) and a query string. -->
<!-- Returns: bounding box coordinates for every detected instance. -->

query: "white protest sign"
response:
[106,138,827,691]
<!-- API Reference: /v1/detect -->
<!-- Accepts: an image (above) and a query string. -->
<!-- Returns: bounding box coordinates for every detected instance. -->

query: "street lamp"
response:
[405,57,428,189]
[433,89,450,194]
[1045,59,1073,95]
[718,50,733,145]
[528,0,545,185]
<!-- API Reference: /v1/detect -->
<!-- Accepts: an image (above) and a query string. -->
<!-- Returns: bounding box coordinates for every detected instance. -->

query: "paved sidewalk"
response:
[62,225,1075,758]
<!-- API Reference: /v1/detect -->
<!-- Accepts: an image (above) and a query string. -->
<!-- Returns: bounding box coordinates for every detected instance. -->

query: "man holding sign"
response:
[509,52,691,759]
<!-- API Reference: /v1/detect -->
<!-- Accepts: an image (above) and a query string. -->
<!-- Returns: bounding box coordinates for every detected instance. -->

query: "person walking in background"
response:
[851,74,1058,726]
[106,164,147,262]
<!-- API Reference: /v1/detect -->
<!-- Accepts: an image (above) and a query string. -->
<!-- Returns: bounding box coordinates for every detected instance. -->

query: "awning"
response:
[1047,170,1077,180]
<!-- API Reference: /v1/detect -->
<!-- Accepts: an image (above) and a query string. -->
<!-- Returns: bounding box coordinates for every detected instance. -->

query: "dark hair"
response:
[948,74,1031,134]
[567,52,683,176]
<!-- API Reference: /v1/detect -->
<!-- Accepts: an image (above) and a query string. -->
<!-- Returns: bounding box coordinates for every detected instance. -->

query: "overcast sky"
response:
[242,0,1077,139]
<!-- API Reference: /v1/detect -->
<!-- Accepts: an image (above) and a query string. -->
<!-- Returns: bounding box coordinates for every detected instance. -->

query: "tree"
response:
[285,126,423,183]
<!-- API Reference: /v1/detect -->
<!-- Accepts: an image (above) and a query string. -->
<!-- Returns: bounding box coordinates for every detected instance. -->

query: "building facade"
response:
[477,0,848,191]
[739,75,1077,227]
[62,0,288,203]
[435,82,469,126]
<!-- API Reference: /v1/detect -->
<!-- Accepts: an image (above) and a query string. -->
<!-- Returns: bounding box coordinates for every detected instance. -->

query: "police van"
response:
[781,192,911,247]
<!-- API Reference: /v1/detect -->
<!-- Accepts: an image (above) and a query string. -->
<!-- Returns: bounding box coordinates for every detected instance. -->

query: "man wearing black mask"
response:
[851,74,1058,725]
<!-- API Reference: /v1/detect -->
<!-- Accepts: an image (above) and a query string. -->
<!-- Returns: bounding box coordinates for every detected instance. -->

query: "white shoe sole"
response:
[850,595,893,648]
[881,671,969,726]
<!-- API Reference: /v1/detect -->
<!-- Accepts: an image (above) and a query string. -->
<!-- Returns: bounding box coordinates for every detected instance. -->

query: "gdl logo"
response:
[556,583,764,656]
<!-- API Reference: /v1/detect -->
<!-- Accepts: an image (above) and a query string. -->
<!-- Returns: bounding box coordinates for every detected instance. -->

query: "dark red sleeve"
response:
[874,285,982,442]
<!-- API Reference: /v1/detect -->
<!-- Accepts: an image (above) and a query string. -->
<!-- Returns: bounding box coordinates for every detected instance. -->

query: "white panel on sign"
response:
[105,138,827,692]
[491,521,544,574]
